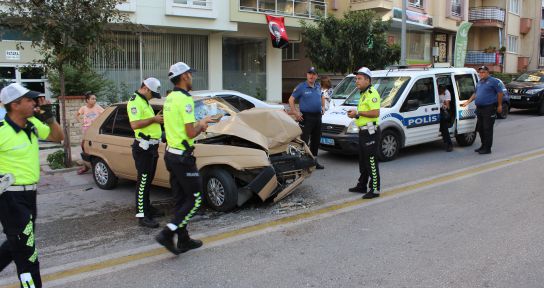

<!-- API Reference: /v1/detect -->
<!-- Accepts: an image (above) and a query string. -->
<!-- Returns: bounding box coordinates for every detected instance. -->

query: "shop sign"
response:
[5,50,20,60]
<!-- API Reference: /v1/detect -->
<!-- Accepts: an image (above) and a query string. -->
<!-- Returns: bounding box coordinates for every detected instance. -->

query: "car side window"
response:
[100,105,133,137]
[455,74,476,101]
[219,95,255,111]
[401,77,435,111]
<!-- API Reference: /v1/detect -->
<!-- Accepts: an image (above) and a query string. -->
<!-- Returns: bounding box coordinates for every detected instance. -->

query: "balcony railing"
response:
[466,51,503,65]
[469,7,505,23]
[239,0,327,19]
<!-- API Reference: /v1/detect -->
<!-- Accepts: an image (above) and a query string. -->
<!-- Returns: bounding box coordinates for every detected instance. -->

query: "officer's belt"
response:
[136,138,160,145]
[166,146,186,155]
[5,184,37,192]
[358,122,378,130]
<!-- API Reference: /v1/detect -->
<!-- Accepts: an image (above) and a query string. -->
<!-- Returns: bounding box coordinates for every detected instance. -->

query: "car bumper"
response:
[510,96,541,109]
[318,133,359,155]
[80,152,91,162]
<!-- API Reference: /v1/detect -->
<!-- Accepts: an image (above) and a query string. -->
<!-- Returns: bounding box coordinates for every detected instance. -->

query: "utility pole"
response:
[400,0,407,66]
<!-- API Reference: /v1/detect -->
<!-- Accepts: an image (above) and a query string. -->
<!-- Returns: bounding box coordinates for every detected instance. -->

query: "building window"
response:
[408,0,423,9]
[239,0,326,18]
[223,37,267,100]
[451,0,462,17]
[509,0,520,15]
[507,35,519,53]
[173,0,210,8]
[282,42,300,60]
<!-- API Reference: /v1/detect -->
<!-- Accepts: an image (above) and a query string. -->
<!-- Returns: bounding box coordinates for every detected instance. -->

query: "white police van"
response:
[320,67,478,161]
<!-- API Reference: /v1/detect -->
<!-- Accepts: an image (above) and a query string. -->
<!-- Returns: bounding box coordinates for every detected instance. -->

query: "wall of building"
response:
[59,96,87,145]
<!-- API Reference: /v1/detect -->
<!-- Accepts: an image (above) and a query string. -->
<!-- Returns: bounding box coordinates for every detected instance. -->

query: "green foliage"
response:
[492,72,521,84]
[46,150,65,170]
[301,10,400,74]
[48,65,129,104]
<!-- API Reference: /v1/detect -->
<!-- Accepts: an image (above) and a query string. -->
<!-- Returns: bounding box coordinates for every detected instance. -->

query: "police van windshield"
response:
[342,76,410,108]
[331,76,357,99]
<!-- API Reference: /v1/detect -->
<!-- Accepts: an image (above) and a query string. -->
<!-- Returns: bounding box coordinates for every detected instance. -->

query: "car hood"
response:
[206,108,302,152]
[505,81,544,89]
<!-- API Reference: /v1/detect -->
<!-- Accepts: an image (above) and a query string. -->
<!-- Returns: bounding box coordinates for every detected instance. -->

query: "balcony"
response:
[350,0,393,12]
[469,6,505,28]
[465,51,503,72]
[239,0,327,19]
[520,18,532,34]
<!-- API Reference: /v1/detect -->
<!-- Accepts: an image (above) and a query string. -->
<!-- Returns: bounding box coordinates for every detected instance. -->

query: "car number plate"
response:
[510,95,521,100]
[320,137,335,145]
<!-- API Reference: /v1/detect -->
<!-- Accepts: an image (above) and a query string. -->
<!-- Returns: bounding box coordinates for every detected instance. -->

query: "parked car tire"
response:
[92,158,118,190]
[455,131,476,146]
[497,102,509,119]
[538,100,544,116]
[203,168,238,212]
[378,129,401,162]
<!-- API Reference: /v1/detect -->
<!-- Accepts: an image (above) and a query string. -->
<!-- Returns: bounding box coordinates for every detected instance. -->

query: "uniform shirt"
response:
[475,76,502,106]
[292,81,322,113]
[127,92,162,139]
[355,87,381,127]
[0,116,50,185]
[163,88,196,150]
[439,89,451,107]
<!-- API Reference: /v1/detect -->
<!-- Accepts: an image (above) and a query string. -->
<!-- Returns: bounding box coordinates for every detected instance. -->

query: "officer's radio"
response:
[180,140,196,165]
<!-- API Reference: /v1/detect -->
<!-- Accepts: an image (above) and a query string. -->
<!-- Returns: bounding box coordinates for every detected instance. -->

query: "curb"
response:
[41,163,82,175]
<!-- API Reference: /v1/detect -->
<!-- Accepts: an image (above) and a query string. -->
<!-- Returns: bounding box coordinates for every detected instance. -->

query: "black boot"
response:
[362,191,380,199]
[139,217,159,228]
[149,205,165,217]
[348,185,366,193]
[155,228,182,255]
[177,230,203,253]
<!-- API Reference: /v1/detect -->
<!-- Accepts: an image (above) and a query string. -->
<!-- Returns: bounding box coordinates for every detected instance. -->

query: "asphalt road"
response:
[1,109,543,287]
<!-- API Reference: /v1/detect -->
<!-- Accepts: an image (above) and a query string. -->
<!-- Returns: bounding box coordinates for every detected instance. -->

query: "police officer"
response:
[0,83,64,288]
[461,65,503,154]
[289,66,326,169]
[347,67,381,199]
[127,77,164,228]
[155,62,216,255]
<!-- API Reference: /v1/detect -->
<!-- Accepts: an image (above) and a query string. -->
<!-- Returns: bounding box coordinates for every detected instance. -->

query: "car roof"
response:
[191,90,247,96]
[346,67,477,78]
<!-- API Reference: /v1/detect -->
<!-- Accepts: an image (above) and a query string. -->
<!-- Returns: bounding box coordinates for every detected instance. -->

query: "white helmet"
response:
[355,67,372,78]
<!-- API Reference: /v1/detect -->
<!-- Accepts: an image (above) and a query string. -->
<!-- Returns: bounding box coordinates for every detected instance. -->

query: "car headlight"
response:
[525,88,544,95]
[346,120,359,134]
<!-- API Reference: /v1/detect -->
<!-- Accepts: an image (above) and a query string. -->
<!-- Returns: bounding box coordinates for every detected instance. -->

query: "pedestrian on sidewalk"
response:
[155,62,217,255]
[321,76,333,111]
[461,66,503,154]
[76,92,104,174]
[127,78,164,228]
[0,83,64,288]
[347,67,381,199]
[438,85,453,152]
[289,66,326,169]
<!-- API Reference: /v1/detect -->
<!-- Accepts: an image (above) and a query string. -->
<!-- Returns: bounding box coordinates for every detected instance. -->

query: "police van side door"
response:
[454,73,477,134]
[398,76,441,146]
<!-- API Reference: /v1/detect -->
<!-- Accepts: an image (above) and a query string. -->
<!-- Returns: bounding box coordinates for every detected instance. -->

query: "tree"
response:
[0,0,129,167]
[301,10,400,74]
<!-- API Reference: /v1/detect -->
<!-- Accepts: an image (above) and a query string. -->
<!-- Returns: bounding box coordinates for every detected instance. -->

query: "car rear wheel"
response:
[92,158,118,190]
[538,100,544,116]
[378,130,400,162]
[203,168,238,212]
[455,131,476,146]
[498,103,509,119]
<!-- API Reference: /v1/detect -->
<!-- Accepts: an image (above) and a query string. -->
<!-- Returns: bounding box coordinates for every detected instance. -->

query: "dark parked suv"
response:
[505,70,544,115]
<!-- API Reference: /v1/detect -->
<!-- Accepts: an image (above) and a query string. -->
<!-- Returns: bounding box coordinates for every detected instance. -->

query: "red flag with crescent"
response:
[265,15,289,49]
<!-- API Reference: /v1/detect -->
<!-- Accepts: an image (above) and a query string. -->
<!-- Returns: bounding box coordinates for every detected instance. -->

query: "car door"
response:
[398,76,441,146]
[453,73,477,134]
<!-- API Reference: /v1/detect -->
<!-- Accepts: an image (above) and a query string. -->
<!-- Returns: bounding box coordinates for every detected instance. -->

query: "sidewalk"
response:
[38,143,95,192]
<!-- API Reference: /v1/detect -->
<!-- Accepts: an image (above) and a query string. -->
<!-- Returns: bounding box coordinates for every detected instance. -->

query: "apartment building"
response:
[467,0,542,73]
[1,0,330,103]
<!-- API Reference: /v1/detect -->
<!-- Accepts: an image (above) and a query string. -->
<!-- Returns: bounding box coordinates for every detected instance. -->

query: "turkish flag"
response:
[265,15,289,49]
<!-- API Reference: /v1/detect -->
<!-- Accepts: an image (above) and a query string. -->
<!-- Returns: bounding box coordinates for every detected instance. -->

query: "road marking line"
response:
[2,148,544,288]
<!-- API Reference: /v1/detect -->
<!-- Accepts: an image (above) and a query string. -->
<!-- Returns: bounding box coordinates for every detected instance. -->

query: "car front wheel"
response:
[203,168,238,212]
[455,131,476,146]
[379,130,400,162]
[92,158,118,190]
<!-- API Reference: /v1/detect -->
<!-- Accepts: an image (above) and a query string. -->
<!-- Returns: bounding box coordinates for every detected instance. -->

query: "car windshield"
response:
[331,76,357,99]
[194,97,238,121]
[342,76,411,108]
[515,71,544,83]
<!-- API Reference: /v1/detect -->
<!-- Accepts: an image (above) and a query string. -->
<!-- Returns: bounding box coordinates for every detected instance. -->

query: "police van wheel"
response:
[455,131,476,146]
[92,158,118,190]
[203,168,237,212]
[378,130,400,162]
